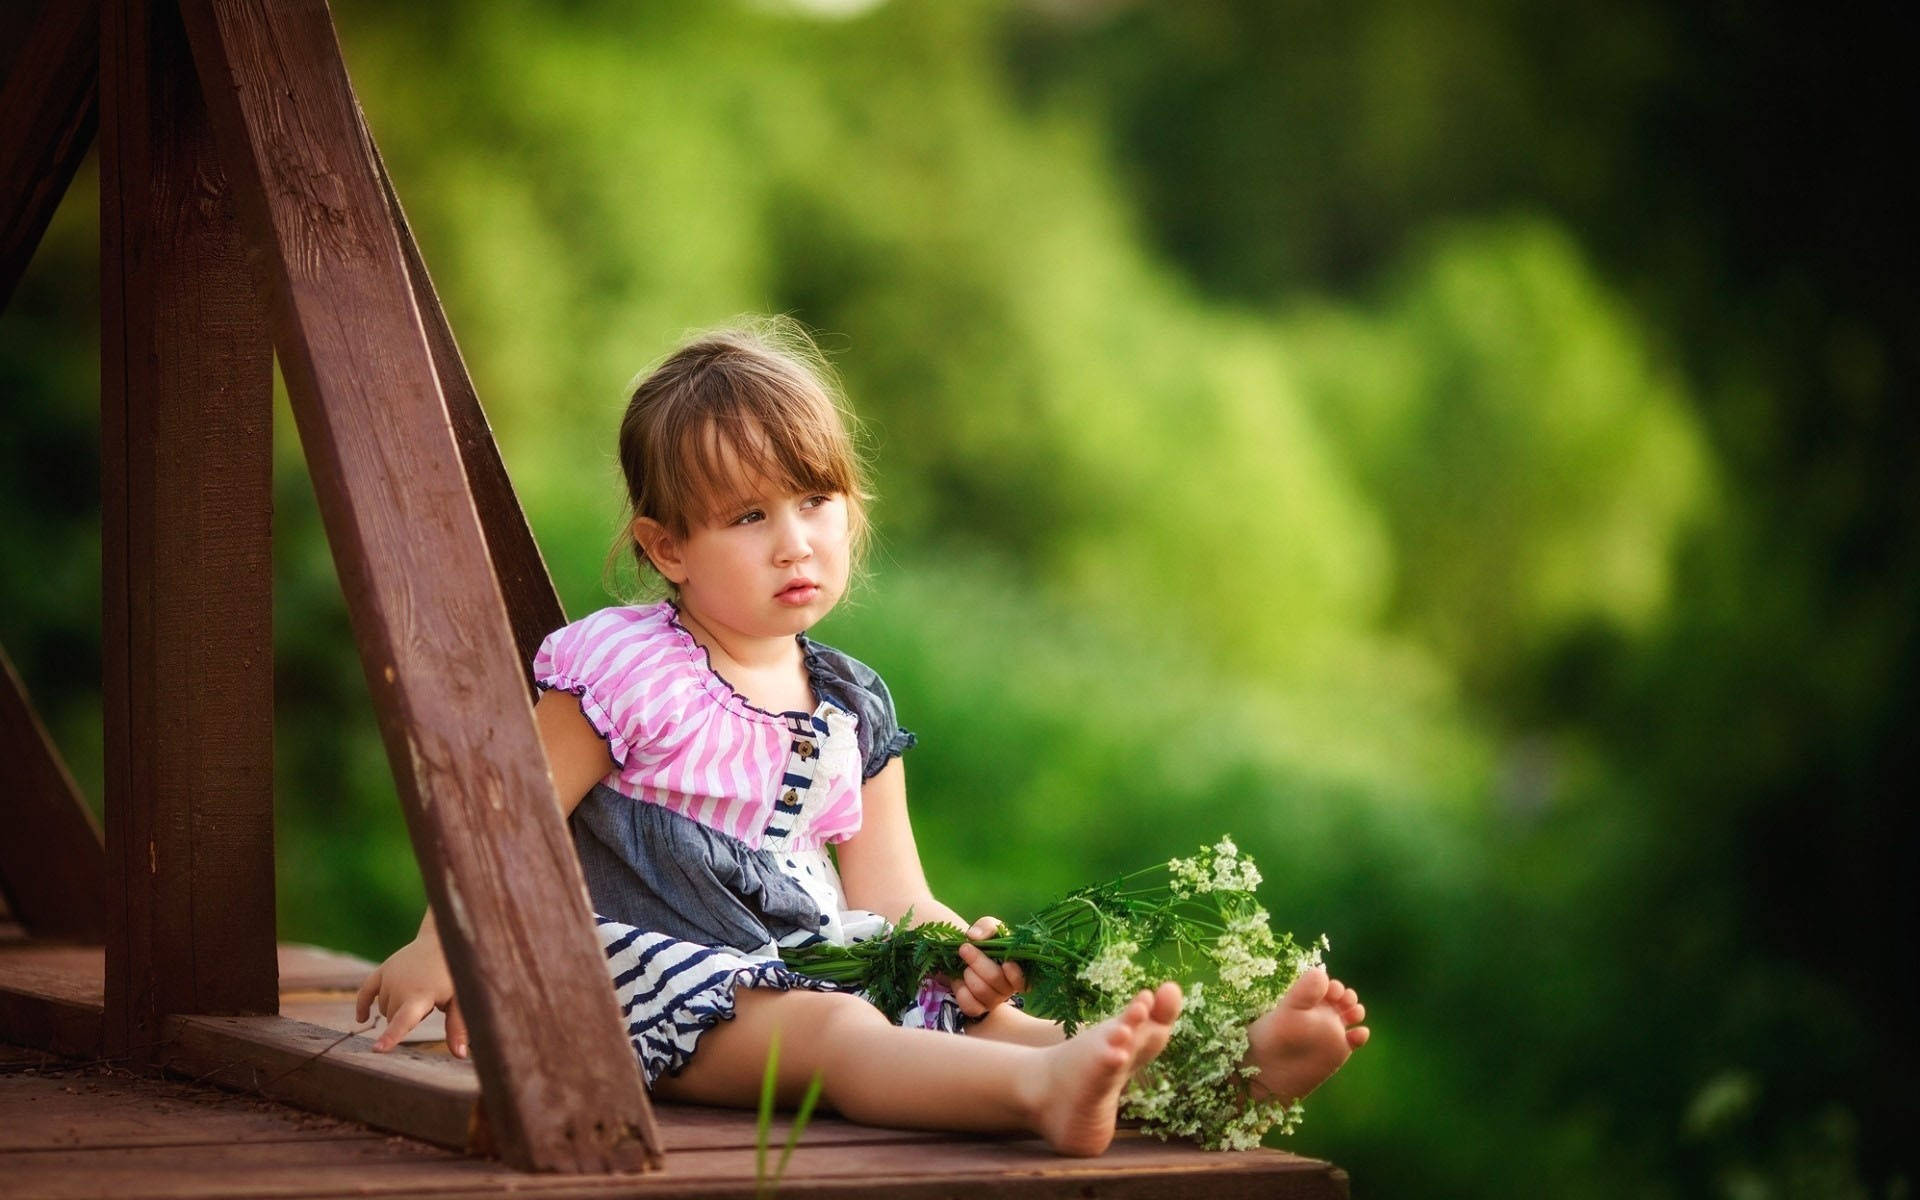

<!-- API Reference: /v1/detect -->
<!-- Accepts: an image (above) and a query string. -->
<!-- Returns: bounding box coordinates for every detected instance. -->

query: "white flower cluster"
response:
[1168,835,1263,898]
[1123,976,1305,1150]
[1077,936,1144,994]
[1293,932,1330,976]
[1215,913,1281,992]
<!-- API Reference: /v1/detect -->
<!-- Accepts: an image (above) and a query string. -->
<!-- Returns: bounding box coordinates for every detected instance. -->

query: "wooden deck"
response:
[0,931,1349,1199]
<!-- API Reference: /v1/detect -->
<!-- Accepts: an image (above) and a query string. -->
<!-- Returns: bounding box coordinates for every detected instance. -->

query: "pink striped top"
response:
[533,603,865,851]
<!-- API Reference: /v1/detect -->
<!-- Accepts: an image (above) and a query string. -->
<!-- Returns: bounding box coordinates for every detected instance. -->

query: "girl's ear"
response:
[631,516,687,584]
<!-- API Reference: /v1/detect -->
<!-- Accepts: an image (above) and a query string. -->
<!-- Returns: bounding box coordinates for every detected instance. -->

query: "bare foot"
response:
[1242,967,1368,1104]
[1026,983,1184,1156]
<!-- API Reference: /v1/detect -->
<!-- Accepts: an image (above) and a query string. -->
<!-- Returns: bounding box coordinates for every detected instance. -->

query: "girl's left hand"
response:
[952,915,1026,1018]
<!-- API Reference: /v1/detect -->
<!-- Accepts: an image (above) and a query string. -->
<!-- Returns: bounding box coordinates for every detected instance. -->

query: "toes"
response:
[1284,966,1330,1009]
[1346,1026,1370,1049]
[1345,1002,1366,1026]
[1324,979,1348,1005]
[1149,981,1183,1025]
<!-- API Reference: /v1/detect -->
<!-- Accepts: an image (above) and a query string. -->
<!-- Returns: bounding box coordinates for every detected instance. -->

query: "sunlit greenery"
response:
[1,2,1906,1197]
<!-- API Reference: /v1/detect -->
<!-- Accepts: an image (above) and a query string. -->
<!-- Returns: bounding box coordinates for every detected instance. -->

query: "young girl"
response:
[356,318,1368,1156]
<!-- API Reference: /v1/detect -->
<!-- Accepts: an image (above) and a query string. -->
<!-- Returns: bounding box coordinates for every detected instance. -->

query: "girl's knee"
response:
[744,987,886,1041]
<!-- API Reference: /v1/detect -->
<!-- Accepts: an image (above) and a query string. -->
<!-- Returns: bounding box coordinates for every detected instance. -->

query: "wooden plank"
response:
[669,1135,1352,1200]
[0,644,107,941]
[0,942,104,1005]
[0,1054,1347,1199]
[0,1137,1347,1200]
[279,992,445,1045]
[0,981,102,1059]
[0,1042,64,1069]
[176,0,658,1173]
[99,0,278,1067]
[0,941,103,1056]
[0,1067,387,1150]
[367,131,566,688]
[0,1138,487,1200]
[0,0,98,313]
[158,1013,482,1154]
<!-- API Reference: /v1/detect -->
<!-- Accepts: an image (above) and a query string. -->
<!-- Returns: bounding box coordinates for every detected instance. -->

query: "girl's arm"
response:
[836,759,1026,1017]
[354,690,615,1055]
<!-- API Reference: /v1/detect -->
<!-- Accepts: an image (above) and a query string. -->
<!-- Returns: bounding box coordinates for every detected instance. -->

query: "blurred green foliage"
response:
[1,1,1909,1197]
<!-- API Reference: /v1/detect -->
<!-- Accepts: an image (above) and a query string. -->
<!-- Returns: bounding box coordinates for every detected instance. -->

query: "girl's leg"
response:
[652,984,1182,1156]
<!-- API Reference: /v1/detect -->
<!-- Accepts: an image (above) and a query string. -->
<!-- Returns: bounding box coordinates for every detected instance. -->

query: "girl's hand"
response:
[951,915,1026,1019]
[354,935,470,1058]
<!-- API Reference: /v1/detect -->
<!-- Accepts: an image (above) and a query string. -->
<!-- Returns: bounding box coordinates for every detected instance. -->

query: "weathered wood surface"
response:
[99,0,278,1064]
[0,941,104,1056]
[0,0,98,311]
[0,1054,1350,1199]
[1,943,1351,1196]
[0,645,107,941]
[175,0,656,1172]
[159,1013,484,1153]
[368,130,566,689]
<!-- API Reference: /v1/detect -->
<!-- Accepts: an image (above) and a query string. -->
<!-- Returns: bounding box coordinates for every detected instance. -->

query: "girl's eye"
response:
[802,493,833,510]
[731,509,764,526]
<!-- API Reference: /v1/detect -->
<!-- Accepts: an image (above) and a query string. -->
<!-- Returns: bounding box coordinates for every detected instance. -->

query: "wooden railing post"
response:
[0,0,99,312]
[99,0,278,1062]
[366,132,566,687]
[0,645,107,943]
[176,0,659,1172]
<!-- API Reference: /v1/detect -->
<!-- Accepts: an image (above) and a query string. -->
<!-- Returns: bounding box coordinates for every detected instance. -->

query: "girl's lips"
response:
[775,582,820,606]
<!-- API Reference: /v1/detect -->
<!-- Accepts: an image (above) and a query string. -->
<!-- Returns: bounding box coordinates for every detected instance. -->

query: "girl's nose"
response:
[772,514,812,564]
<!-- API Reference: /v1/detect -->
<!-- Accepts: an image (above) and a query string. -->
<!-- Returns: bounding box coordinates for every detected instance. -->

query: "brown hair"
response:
[608,316,871,597]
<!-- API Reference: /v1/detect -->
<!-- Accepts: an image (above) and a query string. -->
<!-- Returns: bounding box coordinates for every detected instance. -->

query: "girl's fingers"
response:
[967,915,1005,940]
[444,997,470,1059]
[372,997,434,1052]
[960,946,1009,993]
[354,969,382,1024]
[1002,960,1027,993]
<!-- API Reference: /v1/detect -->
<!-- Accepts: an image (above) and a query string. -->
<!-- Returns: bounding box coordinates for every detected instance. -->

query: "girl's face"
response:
[643,444,852,644]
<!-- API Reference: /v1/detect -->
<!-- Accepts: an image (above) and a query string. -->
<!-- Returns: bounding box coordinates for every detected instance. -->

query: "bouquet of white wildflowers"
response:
[779,836,1328,1149]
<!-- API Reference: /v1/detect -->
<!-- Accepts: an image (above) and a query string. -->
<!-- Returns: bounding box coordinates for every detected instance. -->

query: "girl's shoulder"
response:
[532,600,703,700]
[535,600,680,664]
[799,636,917,780]
[798,636,894,703]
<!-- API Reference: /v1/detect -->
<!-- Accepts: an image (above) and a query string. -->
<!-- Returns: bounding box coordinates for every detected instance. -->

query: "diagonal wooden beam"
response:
[0,0,99,313]
[0,645,106,943]
[176,0,658,1173]
[366,128,567,688]
[99,0,278,1057]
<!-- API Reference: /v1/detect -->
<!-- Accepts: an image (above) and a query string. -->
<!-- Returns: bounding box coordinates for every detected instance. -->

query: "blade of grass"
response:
[774,1069,826,1186]
[754,1032,780,1198]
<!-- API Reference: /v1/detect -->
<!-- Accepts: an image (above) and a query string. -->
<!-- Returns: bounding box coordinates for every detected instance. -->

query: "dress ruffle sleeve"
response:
[532,605,688,767]
[800,639,918,780]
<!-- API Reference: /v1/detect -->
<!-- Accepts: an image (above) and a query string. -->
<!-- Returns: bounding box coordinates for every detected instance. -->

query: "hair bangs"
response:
[611,316,872,597]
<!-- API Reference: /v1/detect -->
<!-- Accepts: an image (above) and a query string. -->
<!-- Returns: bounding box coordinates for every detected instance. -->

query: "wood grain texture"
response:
[175,0,657,1173]
[368,131,566,689]
[159,1013,482,1154]
[0,0,98,312]
[0,1033,1349,1199]
[99,0,278,1065]
[0,1066,387,1150]
[0,644,107,941]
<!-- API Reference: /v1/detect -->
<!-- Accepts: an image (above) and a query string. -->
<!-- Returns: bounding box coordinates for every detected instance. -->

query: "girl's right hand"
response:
[354,935,469,1058]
